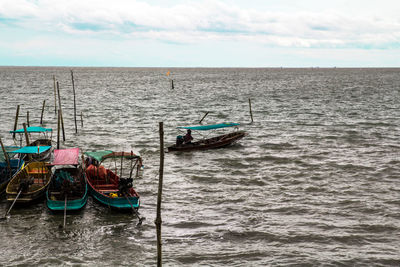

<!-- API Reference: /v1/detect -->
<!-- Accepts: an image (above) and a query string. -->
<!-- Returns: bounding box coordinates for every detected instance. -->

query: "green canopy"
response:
[177,122,240,131]
[10,126,52,134]
[85,150,141,162]
[12,146,51,154]
[84,150,113,163]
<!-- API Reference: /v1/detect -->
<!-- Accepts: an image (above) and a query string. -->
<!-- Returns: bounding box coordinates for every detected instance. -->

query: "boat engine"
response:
[118,177,133,195]
[18,178,33,192]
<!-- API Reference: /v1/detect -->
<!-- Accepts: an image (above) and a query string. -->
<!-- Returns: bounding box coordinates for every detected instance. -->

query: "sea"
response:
[0,67,399,266]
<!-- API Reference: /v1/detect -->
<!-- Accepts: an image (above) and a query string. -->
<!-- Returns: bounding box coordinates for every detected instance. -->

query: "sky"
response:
[0,0,399,67]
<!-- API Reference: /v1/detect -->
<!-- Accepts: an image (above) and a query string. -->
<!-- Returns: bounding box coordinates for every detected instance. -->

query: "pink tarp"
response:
[52,148,80,165]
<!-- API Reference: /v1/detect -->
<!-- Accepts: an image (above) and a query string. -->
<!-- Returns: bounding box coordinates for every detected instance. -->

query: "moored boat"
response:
[10,126,53,161]
[167,122,247,152]
[46,148,88,212]
[84,150,142,212]
[6,161,52,205]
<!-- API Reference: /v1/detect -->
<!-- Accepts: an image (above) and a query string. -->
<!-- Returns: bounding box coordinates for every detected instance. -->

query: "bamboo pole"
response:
[13,105,20,139]
[27,111,30,127]
[71,70,77,133]
[53,75,57,114]
[0,137,12,178]
[248,98,254,123]
[57,109,61,149]
[199,112,209,124]
[23,123,32,161]
[57,82,65,141]
[40,100,46,125]
[155,122,164,267]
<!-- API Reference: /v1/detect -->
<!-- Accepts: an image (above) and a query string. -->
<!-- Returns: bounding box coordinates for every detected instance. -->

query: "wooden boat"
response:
[6,161,52,205]
[46,148,88,212]
[10,126,53,161]
[167,123,247,152]
[84,150,142,212]
[0,146,24,194]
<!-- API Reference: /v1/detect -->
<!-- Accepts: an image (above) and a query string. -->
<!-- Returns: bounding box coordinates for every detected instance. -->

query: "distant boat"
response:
[6,161,52,205]
[84,150,142,212]
[167,123,247,152]
[46,148,88,213]
[10,126,53,162]
[0,146,24,195]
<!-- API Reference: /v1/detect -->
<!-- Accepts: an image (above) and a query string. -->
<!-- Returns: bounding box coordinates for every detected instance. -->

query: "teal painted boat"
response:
[84,151,142,211]
[46,148,88,212]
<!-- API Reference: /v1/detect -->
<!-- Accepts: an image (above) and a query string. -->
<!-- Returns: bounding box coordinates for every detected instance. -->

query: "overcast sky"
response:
[0,0,399,67]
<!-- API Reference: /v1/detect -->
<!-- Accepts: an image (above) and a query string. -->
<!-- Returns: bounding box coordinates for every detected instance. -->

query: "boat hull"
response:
[168,130,246,152]
[6,161,52,205]
[46,167,88,212]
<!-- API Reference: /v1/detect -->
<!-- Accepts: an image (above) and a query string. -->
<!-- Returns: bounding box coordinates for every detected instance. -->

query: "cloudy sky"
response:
[0,0,399,67]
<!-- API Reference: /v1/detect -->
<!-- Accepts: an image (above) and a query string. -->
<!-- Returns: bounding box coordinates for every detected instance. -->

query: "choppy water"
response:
[0,67,400,266]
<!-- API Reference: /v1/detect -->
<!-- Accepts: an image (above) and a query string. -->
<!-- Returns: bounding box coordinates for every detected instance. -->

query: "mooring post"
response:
[57,109,61,149]
[71,70,77,133]
[0,137,12,177]
[53,75,57,114]
[199,112,209,124]
[155,121,164,267]
[13,105,20,139]
[56,82,65,141]
[40,100,46,125]
[22,123,32,161]
[80,111,83,128]
[171,79,174,89]
[26,111,30,127]
[249,98,254,123]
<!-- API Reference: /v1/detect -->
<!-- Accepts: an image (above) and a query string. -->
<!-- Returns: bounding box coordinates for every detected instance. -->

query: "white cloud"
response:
[0,0,399,49]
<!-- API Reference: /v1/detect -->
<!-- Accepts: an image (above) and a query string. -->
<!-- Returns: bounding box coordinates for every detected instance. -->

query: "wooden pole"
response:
[53,75,57,114]
[57,82,65,141]
[0,137,12,178]
[171,79,174,89]
[57,109,61,149]
[40,100,46,125]
[155,122,164,267]
[13,105,20,139]
[248,98,254,123]
[80,112,83,128]
[22,123,30,146]
[71,70,77,133]
[199,112,209,124]
[27,111,30,127]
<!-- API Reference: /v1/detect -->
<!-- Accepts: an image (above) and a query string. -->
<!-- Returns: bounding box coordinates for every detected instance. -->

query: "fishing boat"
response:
[167,122,247,152]
[6,161,52,205]
[10,126,53,161]
[0,146,24,195]
[84,150,142,212]
[46,148,88,212]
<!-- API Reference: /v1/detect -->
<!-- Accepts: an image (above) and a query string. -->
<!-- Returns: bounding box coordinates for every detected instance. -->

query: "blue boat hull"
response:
[88,184,140,211]
[46,183,88,212]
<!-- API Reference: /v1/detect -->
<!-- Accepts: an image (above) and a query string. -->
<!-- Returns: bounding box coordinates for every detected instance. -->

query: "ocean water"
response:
[0,67,399,266]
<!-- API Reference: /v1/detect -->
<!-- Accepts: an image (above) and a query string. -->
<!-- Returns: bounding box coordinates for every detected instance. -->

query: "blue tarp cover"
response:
[177,122,240,131]
[10,126,52,133]
[12,146,51,154]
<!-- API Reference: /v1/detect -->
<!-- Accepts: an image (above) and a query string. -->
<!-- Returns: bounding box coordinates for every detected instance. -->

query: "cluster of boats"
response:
[1,126,143,224]
[1,122,246,224]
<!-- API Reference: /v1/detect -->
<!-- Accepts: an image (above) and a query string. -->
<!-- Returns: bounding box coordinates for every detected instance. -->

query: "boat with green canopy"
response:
[46,148,88,213]
[0,146,24,195]
[10,126,53,161]
[168,122,247,152]
[84,150,143,215]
